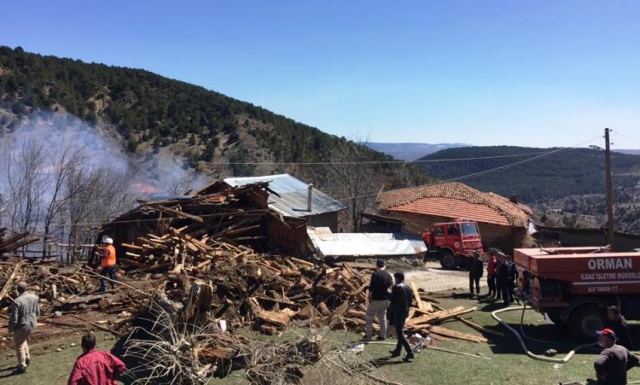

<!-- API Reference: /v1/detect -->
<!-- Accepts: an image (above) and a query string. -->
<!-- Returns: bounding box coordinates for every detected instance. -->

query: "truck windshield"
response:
[460,223,479,236]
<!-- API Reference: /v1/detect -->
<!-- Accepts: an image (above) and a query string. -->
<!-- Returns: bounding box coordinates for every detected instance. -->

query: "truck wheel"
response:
[569,304,606,339]
[438,249,458,270]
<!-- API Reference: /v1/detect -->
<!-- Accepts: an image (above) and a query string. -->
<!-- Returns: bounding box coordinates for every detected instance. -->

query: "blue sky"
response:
[2,1,640,148]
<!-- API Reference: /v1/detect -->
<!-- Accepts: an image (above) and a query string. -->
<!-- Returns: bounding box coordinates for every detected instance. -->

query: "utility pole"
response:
[604,128,615,248]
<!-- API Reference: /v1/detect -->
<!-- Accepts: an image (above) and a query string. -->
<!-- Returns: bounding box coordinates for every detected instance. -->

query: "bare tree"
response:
[4,139,48,248]
[0,193,5,228]
[41,143,88,257]
[325,137,378,232]
[64,165,141,262]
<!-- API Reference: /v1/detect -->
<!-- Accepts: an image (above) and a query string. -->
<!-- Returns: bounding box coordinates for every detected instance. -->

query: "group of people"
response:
[364,259,415,362]
[468,249,517,304]
[7,235,124,382]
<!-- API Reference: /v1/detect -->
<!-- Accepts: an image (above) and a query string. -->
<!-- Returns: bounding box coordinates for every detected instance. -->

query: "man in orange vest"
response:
[99,237,117,292]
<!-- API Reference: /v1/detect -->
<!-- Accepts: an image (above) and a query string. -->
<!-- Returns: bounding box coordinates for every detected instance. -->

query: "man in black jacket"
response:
[389,271,414,362]
[364,259,393,340]
[606,306,635,351]
[468,251,484,297]
[496,253,512,305]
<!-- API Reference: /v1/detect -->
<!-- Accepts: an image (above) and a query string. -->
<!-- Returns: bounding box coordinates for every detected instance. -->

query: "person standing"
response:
[8,281,40,374]
[365,259,393,340]
[389,271,414,362]
[468,251,484,297]
[68,331,127,385]
[496,253,512,305]
[486,251,498,298]
[100,237,117,292]
[606,306,635,351]
[507,255,518,303]
[593,328,639,385]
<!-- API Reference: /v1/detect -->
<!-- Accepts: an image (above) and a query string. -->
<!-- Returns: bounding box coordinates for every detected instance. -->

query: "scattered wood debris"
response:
[0,181,490,384]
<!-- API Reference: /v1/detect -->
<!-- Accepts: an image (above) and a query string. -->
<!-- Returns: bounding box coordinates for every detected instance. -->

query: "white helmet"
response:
[104,237,114,244]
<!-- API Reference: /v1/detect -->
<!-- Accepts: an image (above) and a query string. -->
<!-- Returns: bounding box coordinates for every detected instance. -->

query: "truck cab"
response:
[422,220,483,269]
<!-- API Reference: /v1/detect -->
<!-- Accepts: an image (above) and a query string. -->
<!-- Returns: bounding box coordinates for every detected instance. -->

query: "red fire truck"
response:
[514,246,640,338]
[422,220,483,270]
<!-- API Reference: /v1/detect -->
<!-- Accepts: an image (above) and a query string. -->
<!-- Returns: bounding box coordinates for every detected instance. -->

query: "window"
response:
[461,222,479,236]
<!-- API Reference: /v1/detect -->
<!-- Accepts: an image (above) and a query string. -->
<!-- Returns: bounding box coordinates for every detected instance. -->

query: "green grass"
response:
[0,331,122,385]
[2,293,639,385]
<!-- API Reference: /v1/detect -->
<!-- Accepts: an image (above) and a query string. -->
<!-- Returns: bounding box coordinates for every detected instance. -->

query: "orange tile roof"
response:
[377,182,531,228]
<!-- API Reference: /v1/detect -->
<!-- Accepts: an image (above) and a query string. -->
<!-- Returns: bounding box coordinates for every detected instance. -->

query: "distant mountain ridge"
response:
[366,142,470,161]
[615,149,640,156]
[417,146,640,233]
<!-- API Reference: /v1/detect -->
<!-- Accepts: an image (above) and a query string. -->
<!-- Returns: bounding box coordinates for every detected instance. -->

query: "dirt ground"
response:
[404,261,478,293]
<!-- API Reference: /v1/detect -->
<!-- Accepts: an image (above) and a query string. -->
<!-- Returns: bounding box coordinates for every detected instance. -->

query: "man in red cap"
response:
[594,328,639,384]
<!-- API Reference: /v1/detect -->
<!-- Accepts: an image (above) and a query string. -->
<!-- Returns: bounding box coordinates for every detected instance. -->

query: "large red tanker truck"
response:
[514,246,640,339]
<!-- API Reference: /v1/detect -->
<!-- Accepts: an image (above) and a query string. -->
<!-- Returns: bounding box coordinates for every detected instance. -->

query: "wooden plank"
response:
[336,262,376,270]
[153,205,204,222]
[248,298,290,327]
[429,325,488,343]
[405,306,466,327]
[410,282,423,309]
[62,292,112,305]
[456,317,505,338]
[170,228,212,252]
[409,282,432,312]
[121,243,143,250]
[0,262,23,300]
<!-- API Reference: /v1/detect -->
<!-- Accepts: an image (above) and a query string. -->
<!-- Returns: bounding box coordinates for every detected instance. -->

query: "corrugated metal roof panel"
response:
[224,174,347,218]
[307,227,426,257]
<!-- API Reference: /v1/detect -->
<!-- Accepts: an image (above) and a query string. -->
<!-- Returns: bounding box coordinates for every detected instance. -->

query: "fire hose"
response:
[491,304,596,363]
[493,304,640,384]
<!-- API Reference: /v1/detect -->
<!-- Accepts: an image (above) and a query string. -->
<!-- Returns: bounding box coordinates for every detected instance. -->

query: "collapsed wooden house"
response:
[0,178,493,383]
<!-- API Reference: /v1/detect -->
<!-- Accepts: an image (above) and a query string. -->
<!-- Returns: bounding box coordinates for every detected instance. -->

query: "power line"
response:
[441,136,603,183]
[613,131,640,148]
[175,151,556,166]
[337,135,604,202]
[2,135,605,227]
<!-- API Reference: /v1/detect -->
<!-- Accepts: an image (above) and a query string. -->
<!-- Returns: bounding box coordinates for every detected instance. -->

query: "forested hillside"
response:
[418,146,640,232]
[0,45,429,240]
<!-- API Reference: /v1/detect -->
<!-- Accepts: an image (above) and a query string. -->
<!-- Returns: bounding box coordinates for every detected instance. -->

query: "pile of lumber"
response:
[0,259,150,333]
[107,182,309,274]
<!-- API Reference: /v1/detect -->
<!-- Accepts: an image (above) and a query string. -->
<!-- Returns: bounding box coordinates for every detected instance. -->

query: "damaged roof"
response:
[224,174,347,218]
[377,182,531,228]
